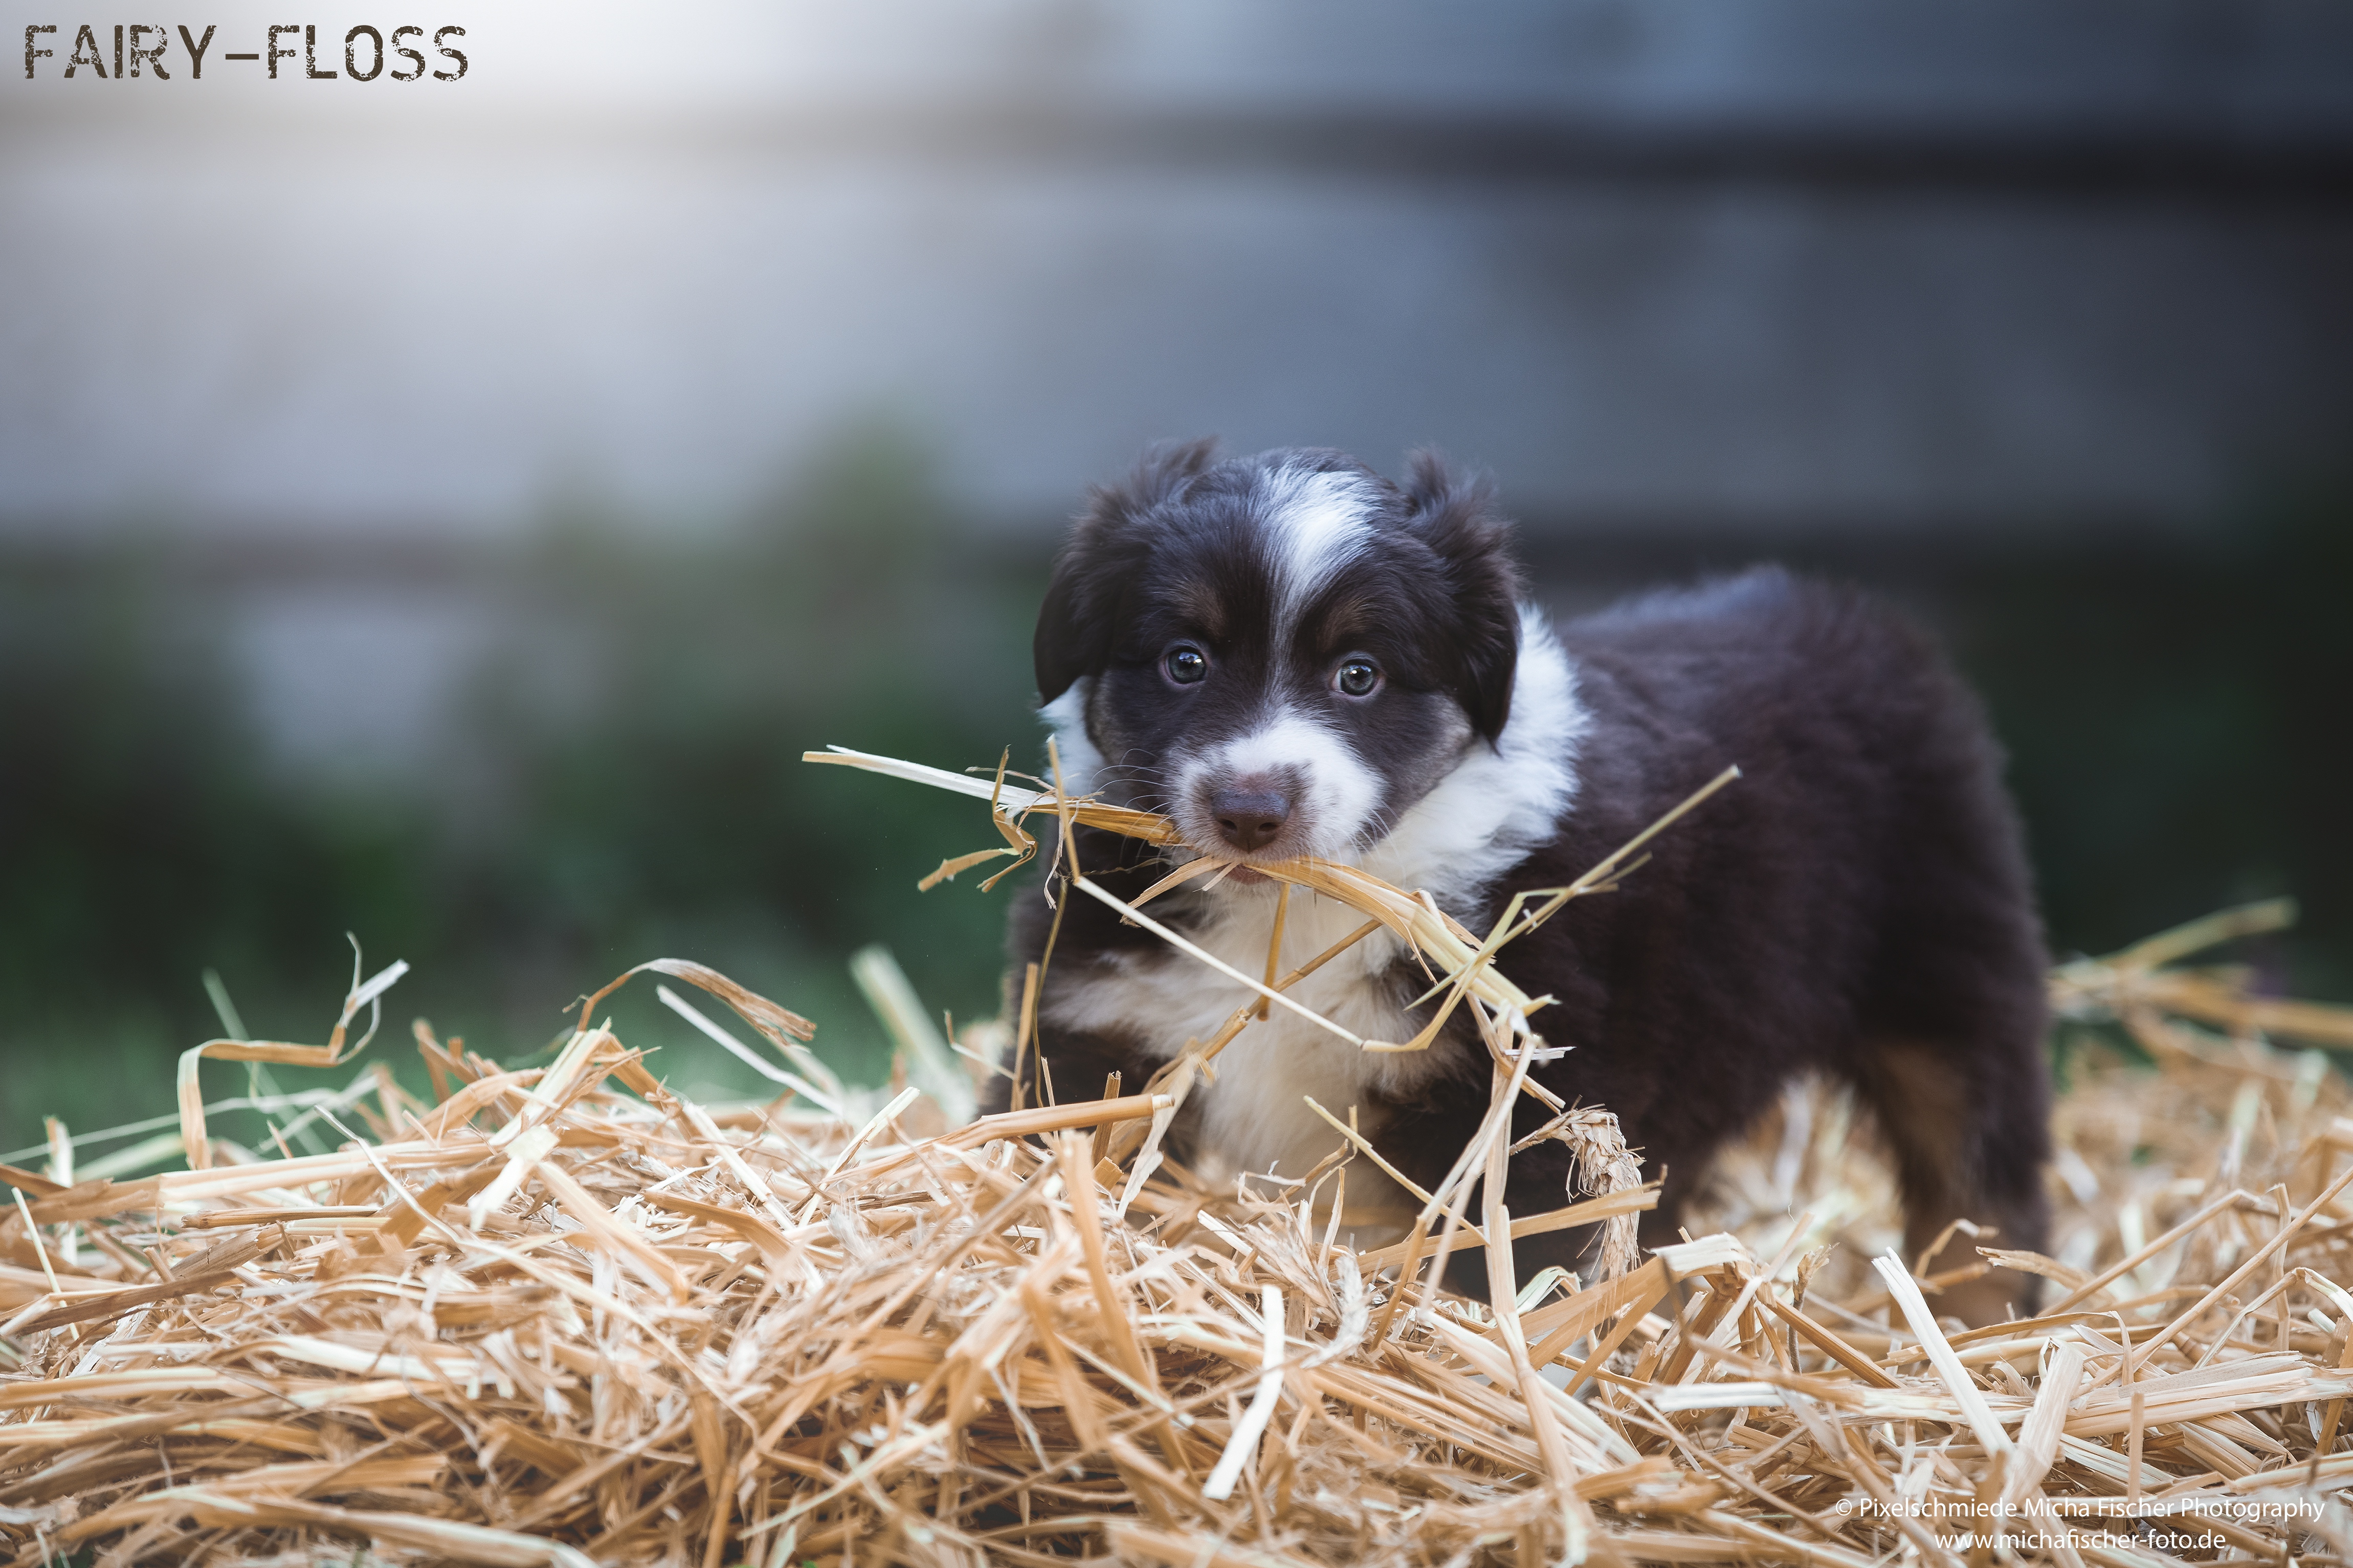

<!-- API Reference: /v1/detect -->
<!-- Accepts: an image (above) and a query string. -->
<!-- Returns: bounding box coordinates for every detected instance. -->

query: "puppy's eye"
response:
[1164,646,1209,685]
[1335,658,1381,698]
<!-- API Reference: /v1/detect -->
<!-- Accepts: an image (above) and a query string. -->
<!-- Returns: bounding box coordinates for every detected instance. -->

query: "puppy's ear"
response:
[1403,450,1521,742]
[1034,438,1217,704]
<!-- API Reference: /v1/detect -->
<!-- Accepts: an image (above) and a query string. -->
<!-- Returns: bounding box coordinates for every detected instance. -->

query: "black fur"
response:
[1034,438,1220,708]
[1399,450,1520,743]
[997,444,2053,1320]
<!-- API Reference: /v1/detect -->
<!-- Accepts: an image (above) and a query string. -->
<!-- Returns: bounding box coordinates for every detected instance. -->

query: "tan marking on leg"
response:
[1859,1041,2038,1327]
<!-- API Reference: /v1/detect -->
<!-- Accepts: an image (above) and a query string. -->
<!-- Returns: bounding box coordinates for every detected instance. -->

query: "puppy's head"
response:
[1035,442,1520,865]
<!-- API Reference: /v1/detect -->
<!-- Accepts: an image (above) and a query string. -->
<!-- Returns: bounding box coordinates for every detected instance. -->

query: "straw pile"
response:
[4,783,2353,1566]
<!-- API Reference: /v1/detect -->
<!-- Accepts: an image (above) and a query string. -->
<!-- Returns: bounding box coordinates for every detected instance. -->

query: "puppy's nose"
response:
[1211,788,1291,854]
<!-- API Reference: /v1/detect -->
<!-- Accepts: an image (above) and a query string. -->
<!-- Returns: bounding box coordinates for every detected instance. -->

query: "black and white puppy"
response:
[993,441,2052,1321]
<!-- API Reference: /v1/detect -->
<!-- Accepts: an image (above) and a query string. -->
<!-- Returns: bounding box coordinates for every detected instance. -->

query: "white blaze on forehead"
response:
[1176,706,1382,856]
[1258,465,1378,628]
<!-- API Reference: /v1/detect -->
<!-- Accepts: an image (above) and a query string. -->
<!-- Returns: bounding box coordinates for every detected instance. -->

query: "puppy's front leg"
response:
[979,1018,1161,1127]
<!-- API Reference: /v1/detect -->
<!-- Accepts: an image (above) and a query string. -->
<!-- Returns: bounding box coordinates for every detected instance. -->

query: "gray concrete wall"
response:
[5,0,2349,543]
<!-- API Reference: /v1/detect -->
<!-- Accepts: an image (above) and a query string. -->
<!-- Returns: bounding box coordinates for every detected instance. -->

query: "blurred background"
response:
[4,0,2350,1163]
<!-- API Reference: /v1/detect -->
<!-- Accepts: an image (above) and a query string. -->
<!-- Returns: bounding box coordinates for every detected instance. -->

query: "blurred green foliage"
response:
[0,452,2344,1165]
[0,433,1050,1159]
[1939,494,2351,1000]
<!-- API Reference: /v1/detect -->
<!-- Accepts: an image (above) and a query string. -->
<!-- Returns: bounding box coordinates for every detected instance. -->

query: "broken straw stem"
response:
[1872,1251,2014,1456]
[13,1190,59,1296]
[1202,1284,1286,1499]
[656,984,847,1118]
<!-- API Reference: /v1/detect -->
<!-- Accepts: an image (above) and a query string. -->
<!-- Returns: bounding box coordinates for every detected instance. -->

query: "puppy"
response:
[991,441,2052,1322]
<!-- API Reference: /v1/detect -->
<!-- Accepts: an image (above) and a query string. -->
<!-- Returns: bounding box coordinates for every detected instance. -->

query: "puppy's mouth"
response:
[1173,827,1309,881]
[1165,833,1291,889]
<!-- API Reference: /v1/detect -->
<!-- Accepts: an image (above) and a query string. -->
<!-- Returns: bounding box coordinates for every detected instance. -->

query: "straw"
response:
[3,806,2351,1564]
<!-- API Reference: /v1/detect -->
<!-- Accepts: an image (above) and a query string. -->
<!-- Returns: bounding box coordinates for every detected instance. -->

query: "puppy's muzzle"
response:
[1210,784,1292,854]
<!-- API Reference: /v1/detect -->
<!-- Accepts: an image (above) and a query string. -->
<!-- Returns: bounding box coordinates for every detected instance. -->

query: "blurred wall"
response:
[7,0,2351,536]
[3,0,2349,1154]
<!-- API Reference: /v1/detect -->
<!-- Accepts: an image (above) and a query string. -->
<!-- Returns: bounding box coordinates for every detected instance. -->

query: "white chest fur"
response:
[1047,882,1445,1197]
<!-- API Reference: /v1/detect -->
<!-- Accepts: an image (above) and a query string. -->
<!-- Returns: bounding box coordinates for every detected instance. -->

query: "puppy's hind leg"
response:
[1851,1039,2051,1326]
